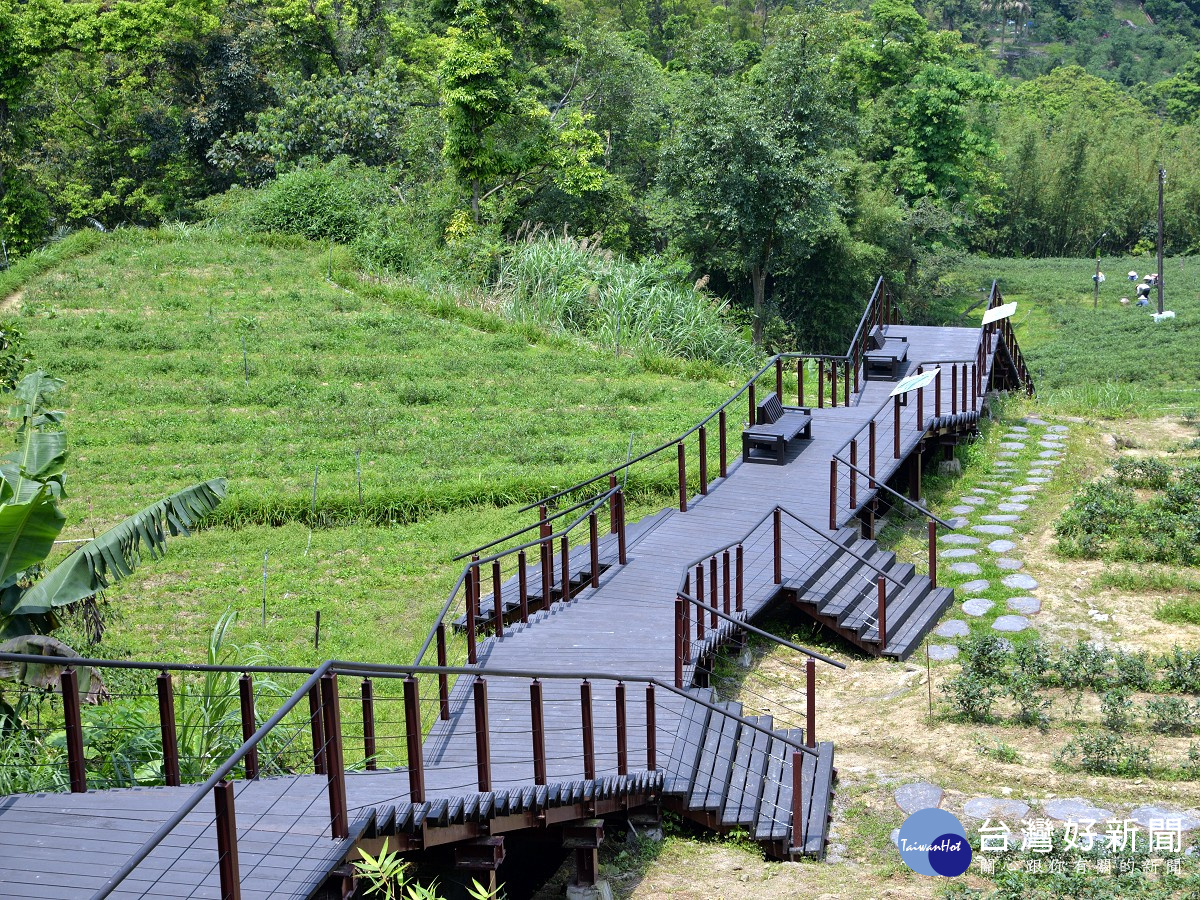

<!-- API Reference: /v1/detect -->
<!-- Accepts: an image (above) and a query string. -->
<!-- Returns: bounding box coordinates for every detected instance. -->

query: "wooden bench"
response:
[742,392,812,465]
[863,325,909,380]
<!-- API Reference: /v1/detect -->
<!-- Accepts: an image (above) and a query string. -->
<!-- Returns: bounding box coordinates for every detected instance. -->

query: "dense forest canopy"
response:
[3,0,1200,348]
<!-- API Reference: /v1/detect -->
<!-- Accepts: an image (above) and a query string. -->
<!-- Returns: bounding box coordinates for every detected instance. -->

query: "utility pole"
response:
[1157,168,1166,315]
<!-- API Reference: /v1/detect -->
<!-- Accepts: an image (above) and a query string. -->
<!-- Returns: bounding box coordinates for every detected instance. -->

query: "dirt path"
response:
[0,290,23,313]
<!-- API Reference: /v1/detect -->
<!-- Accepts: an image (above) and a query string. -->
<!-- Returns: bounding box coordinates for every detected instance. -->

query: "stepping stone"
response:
[993,615,1031,633]
[960,496,987,505]
[941,548,977,559]
[975,488,999,495]
[1129,806,1200,832]
[1014,484,1042,492]
[1000,442,1026,451]
[1008,494,1033,503]
[1007,596,1041,614]
[951,505,976,515]
[1020,417,1046,426]
[1003,573,1038,591]
[947,516,970,529]
[982,514,1021,522]
[998,503,1027,512]
[1009,425,1030,432]
[996,558,1023,571]
[935,620,970,638]
[1041,459,1063,466]
[960,579,990,594]
[973,524,1014,535]
[1039,438,1064,447]
[979,481,1011,487]
[941,534,981,545]
[963,798,1031,821]
[998,451,1018,459]
[1044,798,1114,823]
[1027,468,1051,476]
[963,598,994,616]
[1002,433,1027,440]
[994,461,1015,469]
[895,782,945,814]
[988,540,1016,552]
[951,562,982,576]
[1039,449,1061,458]
[928,645,960,661]
[1047,425,1069,433]
[1027,476,1049,483]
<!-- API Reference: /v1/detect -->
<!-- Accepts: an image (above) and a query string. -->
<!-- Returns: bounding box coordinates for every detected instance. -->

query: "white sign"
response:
[890,367,940,397]
[982,301,1017,326]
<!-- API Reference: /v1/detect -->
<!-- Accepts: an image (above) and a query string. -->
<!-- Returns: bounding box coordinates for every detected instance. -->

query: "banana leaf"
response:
[13,478,226,617]
[0,635,106,702]
[1,429,67,495]
[8,371,65,437]
[0,483,66,590]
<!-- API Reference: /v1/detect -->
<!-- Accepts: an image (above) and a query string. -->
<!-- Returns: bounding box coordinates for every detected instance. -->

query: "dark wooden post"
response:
[928,521,937,588]
[615,682,628,776]
[698,425,708,495]
[893,395,901,459]
[492,560,504,638]
[849,439,858,510]
[361,678,377,771]
[935,369,942,418]
[877,576,887,652]
[157,671,181,787]
[797,358,804,406]
[806,658,816,748]
[950,365,957,414]
[518,551,529,623]
[708,555,718,617]
[722,550,731,615]
[775,357,783,398]
[735,545,744,612]
[674,597,685,687]
[320,673,349,840]
[61,668,86,794]
[909,448,922,502]
[214,780,242,900]
[308,684,327,774]
[868,421,877,488]
[560,536,572,603]
[473,677,491,793]
[645,684,657,770]
[773,509,782,584]
[961,363,968,410]
[530,679,547,786]
[718,410,728,478]
[403,676,425,802]
[828,458,837,530]
[830,360,838,408]
[466,564,478,665]
[844,358,851,405]
[748,382,756,424]
[694,565,705,640]
[238,674,258,781]
[581,681,596,781]
[971,362,978,409]
[436,624,450,721]
[540,534,552,608]
[616,490,627,565]
[589,512,600,588]
[817,359,825,408]
[677,442,687,513]
[791,752,805,854]
[609,474,618,533]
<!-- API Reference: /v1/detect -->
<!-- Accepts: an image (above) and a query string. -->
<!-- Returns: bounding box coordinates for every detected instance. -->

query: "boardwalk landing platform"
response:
[0,284,1034,898]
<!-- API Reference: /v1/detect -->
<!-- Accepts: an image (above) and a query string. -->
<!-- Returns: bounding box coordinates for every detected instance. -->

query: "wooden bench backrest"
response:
[757,391,784,425]
[869,324,886,350]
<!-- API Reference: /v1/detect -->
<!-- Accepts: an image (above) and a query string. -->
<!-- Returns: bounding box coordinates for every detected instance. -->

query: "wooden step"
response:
[879,586,957,660]
[720,716,773,828]
[663,689,715,795]
[688,702,743,811]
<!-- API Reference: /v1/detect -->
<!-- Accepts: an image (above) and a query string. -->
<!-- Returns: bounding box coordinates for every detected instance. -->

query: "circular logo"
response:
[896,808,972,877]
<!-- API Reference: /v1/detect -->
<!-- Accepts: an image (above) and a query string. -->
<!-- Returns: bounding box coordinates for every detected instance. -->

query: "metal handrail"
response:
[777,506,910,585]
[452,486,610,561]
[830,455,956,530]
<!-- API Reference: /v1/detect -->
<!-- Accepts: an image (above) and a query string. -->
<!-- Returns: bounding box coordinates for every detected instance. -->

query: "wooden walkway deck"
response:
[0,289,1034,899]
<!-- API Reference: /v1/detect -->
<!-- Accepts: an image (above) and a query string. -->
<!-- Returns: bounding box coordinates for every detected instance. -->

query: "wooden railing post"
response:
[830,360,838,408]
[961,363,968,410]
[530,678,547,786]
[718,409,728,478]
[492,560,504,638]
[581,680,596,781]
[616,490,627,565]
[589,512,600,588]
[735,545,744,612]
[645,684,657,770]
[473,676,491,792]
[518,550,529,623]
[466,563,479,665]
[748,382,756,424]
[916,368,924,429]
[616,682,628,776]
[893,395,901,459]
[608,474,618,533]
[791,751,805,853]
[239,673,258,780]
[928,520,937,588]
[560,536,572,603]
[157,670,181,787]
[308,683,326,774]
[868,421,877,488]
[214,780,242,900]
[971,362,978,409]
[320,672,349,840]
[674,597,685,687]
[828,458,837,530]
[773,509,782,584]
[698,425,708,495]
[694,565,705,640]
[817,359,824,408]
[540,532,552,609]
[843,358,851,405]
[61,668,86,793]
[877,576,887,651]
[677,442,687,513]
[436,624,450,720]
[403,676,425,802]
[806,658,816,748]
[361,678,377,771]
[775,357,783,398]
[849,439,858,510]
[797,358,804,406]
[935,369,942,418]
[722,550,731,615]
[709,556,719,629]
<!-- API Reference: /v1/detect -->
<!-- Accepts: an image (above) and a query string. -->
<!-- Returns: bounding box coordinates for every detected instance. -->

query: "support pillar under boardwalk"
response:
[564,819,612,900]
[454,836,505,896]
[908,445,923,503]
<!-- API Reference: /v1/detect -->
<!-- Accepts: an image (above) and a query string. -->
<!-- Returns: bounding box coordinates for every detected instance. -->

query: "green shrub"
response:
[1113,649,1153,691]
[1055,479,1140,558]
[1159,647,1200,693]
[1058,728,1151,776]
[1054,640,1112,689]
[1012,638,1052,683]
[1113,456,1172,490]
[1101,688,1134,732]
[1145,697,1198,736]
[942,673,1000,722]
[1007,671,1051,731]
[960,634,1012,682]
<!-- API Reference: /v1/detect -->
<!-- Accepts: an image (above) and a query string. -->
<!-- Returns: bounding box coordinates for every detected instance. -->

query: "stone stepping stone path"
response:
[895,782,945,814]
[1039,449,1061,458]
[994,461,1014,469]
[1008,494,1034,503]
[950,505,976,515]
[1047,424,1069,433]
[928,645,959,661]
[993,614,1031,633]
[997,502,1027,512]
[963,598,994,616]
[1009,425,1030,432]
[941,534,980,545]
[1044,798,1114,823]
[960,579,990,594]
[1129,807,1200,831]
[1007,596,1041,614]
[998,451,1018,459]
[1000,442,1026,450]
[973,524,1014,535]
[947,516,969,529]
[974,488,999,495]
[1039,439,1064,448]
[960,496,987,505]
[1027,468,1051,476]
[988,539,1016,552]
[1013,483,1041,492]
[996,558,1023,571]
[950,562,982,575]
[935,619,970,638]
[1003,573,1038,591]
[940,548,977,559]
[1027,476,1049,483]
[982,514,1021,523]
[963,798,1031,821]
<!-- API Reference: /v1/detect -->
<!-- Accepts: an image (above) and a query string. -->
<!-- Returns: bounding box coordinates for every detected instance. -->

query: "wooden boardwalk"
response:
[0,288,1034,899]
